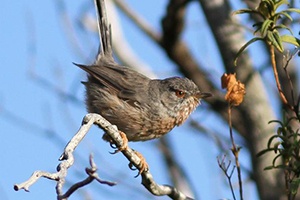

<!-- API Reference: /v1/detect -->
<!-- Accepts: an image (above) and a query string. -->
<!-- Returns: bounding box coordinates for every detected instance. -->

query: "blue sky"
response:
[2,0,293,199]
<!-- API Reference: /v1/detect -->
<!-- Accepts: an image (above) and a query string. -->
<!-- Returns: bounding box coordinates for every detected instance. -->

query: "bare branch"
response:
[59,154,116,200]
[141,172,194,200]
[14,171,59,192]
[14,113,193,199]
[14,114,116,199]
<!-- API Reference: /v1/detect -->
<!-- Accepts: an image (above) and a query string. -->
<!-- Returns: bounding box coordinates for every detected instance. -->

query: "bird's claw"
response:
[128,150,149,178]
[107,131,149,177]
[109,131,128,154]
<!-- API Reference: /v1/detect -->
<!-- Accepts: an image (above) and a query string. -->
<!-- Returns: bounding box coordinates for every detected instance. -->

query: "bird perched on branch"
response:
[75,0,211,173]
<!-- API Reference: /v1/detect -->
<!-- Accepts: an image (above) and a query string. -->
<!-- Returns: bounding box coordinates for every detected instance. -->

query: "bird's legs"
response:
[105,131,149,176]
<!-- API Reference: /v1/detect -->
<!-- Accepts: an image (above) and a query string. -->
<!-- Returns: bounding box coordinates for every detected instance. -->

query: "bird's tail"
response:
[94,0,113,62]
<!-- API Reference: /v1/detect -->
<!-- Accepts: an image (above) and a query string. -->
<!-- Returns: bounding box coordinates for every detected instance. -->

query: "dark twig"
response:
[58,154,116,200]
[283,48,300,116]
[228,105,243,200]
[217,155,236,200]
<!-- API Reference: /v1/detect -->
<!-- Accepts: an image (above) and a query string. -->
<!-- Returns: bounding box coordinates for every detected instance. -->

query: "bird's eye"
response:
[175,90,185,98]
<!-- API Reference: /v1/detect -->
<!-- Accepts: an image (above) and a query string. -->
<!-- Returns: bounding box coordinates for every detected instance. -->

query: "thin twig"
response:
[58,154,116,200]
[228,105,243,200]
[283,49,299,115]
[269,45,293,110]
[217,155,236,200]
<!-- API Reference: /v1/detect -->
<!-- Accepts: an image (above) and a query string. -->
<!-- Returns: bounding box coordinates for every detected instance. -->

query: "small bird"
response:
[76,0,211,143]
[76,62,211,142]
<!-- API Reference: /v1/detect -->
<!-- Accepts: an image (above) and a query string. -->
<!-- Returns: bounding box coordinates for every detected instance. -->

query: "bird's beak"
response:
[196,92,212,99]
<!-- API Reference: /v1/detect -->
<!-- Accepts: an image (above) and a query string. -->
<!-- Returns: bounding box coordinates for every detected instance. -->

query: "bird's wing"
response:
[75,63,151,104]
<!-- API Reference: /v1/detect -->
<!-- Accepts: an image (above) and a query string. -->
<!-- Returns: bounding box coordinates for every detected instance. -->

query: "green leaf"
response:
[274,11,293,21]
[272,154,285,167]
[267,30,283,52]
[232,9,258,15]
[261,19,273,37]
[264,166,274,170]
[257,149,271,157]
[281,35,300,47]
[271,164,287,169]
[274,24,293,35]
[264,0,275,14]
[268,120,283,126]
[257,147,279,157]
[274,0,289,10]
[234,37,264,66]
[253,22,263,28]
[273,30,284,52]
[284,8,300,14]
[253,22,263,35]
[267,135,281,149]
[258,1,272,18]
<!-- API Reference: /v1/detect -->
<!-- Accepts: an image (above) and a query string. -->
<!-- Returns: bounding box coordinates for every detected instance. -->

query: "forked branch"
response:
[14,113,193,200]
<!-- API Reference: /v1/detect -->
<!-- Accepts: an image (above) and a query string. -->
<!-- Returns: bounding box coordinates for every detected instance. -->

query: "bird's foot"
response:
[129,150,149,177]
[105,131,148,176]
[108,131,129,154]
